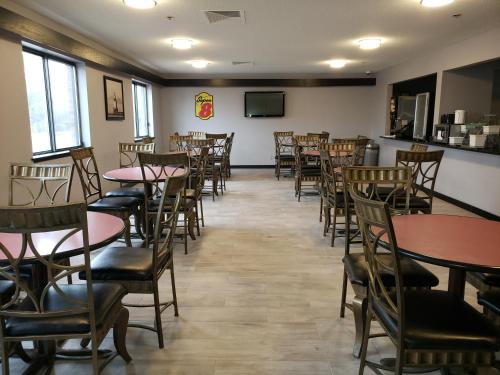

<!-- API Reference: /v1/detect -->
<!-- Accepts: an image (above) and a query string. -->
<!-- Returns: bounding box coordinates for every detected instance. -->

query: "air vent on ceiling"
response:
[232,61,254,66]
[203,10,245,24]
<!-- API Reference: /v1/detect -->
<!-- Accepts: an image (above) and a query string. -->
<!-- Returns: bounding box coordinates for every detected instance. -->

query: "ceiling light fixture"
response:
[123,0,157,9]
[358,38,382,50]
[190,60,209,69]
[171,39,193,49]
[420,0,454,7]
[329,59,348,69]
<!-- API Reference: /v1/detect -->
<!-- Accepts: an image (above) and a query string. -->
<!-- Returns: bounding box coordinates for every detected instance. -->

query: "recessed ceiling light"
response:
[329,59,348,69]
[358,38,382,50]
[171,39,193,50]
[420,0,454,7]
[190,60,209,69]
[123,0,157,9]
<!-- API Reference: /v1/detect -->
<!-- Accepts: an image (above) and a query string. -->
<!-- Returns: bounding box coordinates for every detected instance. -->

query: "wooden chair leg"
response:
[1,342,9,375]
[340,270,348,318]
[194,202,201,236]
[91,340,99,375]
[330,208,338,247]
[319,195,323,222]
[200,198,205,227]
[352,295,368,358]
[358,308,372,375]
[113,308,132,363]
[123,217,132,247]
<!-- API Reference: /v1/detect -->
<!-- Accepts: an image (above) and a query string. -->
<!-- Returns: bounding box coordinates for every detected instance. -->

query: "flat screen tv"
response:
[245,91,285,117]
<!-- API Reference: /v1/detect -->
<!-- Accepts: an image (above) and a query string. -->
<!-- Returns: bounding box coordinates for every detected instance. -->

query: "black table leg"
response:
[448,269,466,299]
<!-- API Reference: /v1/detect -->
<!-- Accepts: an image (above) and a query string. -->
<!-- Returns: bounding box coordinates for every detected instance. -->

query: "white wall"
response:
[374,27,500,216]
[160,86,376,165]
[0,36,163,204]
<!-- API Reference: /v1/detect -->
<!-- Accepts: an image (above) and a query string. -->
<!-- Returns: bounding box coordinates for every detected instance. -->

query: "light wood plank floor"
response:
[8,169,498,374]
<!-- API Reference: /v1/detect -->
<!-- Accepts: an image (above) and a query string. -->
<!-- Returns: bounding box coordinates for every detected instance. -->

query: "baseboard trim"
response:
[232,165,275,169]
[432,191,499,221]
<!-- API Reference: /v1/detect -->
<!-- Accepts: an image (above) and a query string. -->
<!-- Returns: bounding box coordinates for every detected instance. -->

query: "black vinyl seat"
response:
[343,253,439,288]
[80,247,166,282]
[472,272,500,287]
[478,292,500,316]
[0,281,16,304]
[5,284,126,337]
[105,187,144,199]
[373,290,500,351]
[88,196,142,212]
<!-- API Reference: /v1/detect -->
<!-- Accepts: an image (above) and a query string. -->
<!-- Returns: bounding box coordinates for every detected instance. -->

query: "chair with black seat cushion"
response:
[339,166,439,358]
[187,138,220,201]
[105,142,156,199]
[71,147,141,247]
[9,162,75,284]
[188,147,209,231]
[206,133,227,192]
[81,171,188,349]
[0,203,131,374]
[351,192,500,374]
[293,135,321,201]
[274,131,295,180]
[139,152,195,254]
[319,147,355,245]
[395,149,444,214]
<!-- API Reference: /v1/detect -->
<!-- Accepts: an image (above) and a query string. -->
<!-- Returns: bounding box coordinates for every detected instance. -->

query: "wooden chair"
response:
[353,137,370,166]
[224,132,235,178]
[0,203,131,374]
[187,138,220,201]
[273,131,294,180]
[352,192,500,374]
[169,135,192,152]
[81,172,188,349]
[138,152,195,254]
[339,166,439,358]
[293,135,321,201]
[70,147,141,247]
[141,136,155,144]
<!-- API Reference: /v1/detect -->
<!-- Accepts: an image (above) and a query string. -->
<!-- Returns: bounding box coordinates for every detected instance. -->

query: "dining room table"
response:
[386,214,500,299]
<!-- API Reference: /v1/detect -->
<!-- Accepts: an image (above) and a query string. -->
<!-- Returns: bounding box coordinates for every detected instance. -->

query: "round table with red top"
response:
[0,211,125,262]
[388,214,500,298]
[103,166,185,184]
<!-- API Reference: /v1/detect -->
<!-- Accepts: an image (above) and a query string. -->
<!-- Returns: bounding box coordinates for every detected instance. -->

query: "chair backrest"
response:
[343,166,413,216]
[189,147,209,195]
[307,132,329,143]
[70,147,103,203]
[169,135,193,152]
[9,163,73,206]
[187,138,216,170]
[119,142,156,168]
[141,136,155,144]
[320,150,344,199]
[0,203,97,335]
[226,132,235,158]
[395,150,444,211]
[274,131,294,156]
[354,138,370,166]
[410,143,428,152]
[151,171,189,272]
[138,152,189,208]
[188,131,206,139]
[206,133,227,158]
[349,188,404,339]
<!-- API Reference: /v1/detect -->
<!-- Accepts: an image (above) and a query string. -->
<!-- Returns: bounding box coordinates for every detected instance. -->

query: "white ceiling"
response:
[16,0,500,76]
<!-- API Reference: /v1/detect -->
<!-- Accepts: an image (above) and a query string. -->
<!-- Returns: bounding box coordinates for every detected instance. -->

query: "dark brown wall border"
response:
[0,6,376,88]
[163,78,376,87]
[0,7,165,85]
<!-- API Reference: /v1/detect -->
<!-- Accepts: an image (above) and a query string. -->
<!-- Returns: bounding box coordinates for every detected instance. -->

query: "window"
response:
[132,81,150,138]
[22,49,82,155]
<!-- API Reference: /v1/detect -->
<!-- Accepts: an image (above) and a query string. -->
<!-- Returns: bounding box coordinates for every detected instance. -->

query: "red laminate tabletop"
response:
[103,166,185,183]
[0,212,124,262]
[390,214,500,273]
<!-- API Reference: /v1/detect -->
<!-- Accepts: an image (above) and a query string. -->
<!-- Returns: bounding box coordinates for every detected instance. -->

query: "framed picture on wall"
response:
[103,76,125,120]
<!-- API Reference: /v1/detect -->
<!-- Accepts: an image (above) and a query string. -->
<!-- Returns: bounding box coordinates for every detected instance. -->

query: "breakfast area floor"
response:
[9,169,497,375]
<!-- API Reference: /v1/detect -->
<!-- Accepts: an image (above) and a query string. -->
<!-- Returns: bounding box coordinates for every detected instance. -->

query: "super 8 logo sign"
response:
[195,92,214,120]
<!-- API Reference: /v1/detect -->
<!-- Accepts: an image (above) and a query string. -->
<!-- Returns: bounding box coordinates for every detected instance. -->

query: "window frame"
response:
[132,80,151,139]
[23,47,83,157]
